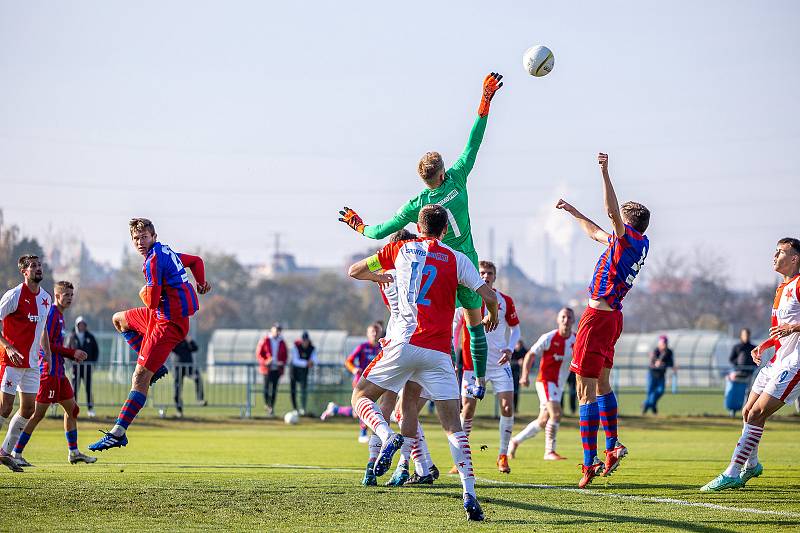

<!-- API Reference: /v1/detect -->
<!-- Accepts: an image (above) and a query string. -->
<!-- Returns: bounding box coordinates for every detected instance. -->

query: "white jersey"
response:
[455,288,520,371]
[374,238,483,354]
[770,274,800,363]
[0,283,52,368]
[381,269,401,341]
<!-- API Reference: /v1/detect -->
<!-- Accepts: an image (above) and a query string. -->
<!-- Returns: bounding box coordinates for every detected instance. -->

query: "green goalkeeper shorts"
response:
[456,249,482,310]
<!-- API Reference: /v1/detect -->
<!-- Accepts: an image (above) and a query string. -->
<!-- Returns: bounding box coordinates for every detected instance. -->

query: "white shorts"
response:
[461,365,515,396]
[751,351,800,404]
[535,380,563,408]
[0,366,41,395]
[363,341,459,401]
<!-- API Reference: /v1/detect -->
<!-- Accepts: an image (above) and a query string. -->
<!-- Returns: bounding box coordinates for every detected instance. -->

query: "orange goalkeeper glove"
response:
[338,207,365,234]
[478,72,503,117]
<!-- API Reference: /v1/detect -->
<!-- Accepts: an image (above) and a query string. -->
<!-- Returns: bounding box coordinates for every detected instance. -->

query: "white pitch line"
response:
[264,464,800,519]
[473,476,800,519]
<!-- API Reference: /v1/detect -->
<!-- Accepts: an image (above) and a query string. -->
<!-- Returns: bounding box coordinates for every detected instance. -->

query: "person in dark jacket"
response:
[510,339,527,413]
[255,323,287,417]
[642,335,675,414]
[729,328,758,379]
[289,331,317,415]
[67,316,100,418]
[172,337,205,417]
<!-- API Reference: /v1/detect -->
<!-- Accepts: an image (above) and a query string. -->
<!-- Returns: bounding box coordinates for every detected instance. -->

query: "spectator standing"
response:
[290,331,317,415]
[725,328,758,417]
[172,337,206,418]
[642,335,675,414]
[510,339,527,413]
[564,372,578,415]
[67,316,100,418]
[256,323,287,417]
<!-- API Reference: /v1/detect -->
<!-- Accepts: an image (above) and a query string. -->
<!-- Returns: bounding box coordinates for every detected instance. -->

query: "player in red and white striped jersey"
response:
[509,308,576,461]
[702,237,800,492]
[0,255,52,472]
[347,205,498,521]
[453,261,521,474]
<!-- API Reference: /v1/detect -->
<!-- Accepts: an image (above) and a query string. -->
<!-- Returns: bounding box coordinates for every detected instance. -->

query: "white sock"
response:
[545,421,559,453]
[412,422,431,476]
[499,415,514,458]
[354,397,392,443]
[745,446,760,469]
[2,414,29,454]
[461,415,473,437]
[398,436,416,468]
[447,431,475,497]
[0,415,6,433]
[514,419,542,443]
[724,423,764,477]
[367,434,381,464]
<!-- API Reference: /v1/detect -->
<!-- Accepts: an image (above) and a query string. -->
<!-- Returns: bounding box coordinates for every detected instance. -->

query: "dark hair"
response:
[18,255,39,271]
[778,237,800,255]
[620,201,650,233]
[390,229,416,243]
[418,205,448,237]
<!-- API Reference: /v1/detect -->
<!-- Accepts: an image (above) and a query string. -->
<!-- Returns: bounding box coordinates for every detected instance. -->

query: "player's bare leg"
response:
[9,401,48,467]
[351,378,401,477]
[509,407,549,459]
[113,312,167,385]
[434,395,483,521]
[496,390,514,473]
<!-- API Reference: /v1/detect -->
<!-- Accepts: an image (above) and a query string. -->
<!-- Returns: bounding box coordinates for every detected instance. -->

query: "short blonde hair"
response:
[417,152,444,181]
[129,217,156,237]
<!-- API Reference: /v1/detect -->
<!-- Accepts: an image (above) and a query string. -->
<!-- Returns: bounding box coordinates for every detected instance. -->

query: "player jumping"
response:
[11,280,96,466]
[556,153,650,488]
[0,255,52,472]
[339,72,503,399]
[509,307,576,461]
[701,237,800,492]
[348,205,498,521]
[89,218,210,452]
[453,260,520,474]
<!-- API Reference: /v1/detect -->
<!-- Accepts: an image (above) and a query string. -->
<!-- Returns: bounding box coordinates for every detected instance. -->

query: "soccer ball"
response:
[284,410,300,425]
[523,45,554,77]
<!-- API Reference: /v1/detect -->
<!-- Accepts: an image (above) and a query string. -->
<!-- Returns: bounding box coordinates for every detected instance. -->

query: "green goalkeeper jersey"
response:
[362,114,488,257]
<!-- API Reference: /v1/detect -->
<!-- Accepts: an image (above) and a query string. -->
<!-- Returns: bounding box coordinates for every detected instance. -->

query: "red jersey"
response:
[39,305,76,378]
[531,329,576,384]
[0,283,52,368]
[376,237,483,354]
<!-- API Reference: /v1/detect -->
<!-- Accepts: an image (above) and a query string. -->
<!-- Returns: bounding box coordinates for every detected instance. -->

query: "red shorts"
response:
[124,307,189,372]
[570,306,624,379]
[37,375,74,404]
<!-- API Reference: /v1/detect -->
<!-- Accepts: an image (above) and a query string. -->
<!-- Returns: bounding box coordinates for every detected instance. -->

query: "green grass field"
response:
[4,392,800,532]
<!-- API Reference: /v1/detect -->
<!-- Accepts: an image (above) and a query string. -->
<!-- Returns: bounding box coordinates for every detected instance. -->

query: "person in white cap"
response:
[67,315,99,418]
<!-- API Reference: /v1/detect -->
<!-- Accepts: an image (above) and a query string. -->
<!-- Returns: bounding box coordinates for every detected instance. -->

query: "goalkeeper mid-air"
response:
[339,72,503,396]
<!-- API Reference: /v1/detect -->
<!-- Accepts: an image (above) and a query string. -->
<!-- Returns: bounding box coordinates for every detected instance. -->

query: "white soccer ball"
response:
[284,410,300,425]
[523,45,555,77]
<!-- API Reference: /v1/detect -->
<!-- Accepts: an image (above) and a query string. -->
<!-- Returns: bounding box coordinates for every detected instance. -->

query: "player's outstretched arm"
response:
[598,153,626,237]
[476,284,499,332]
[340,206,412,241]
[556,199,610,243]
[449,73,504,185]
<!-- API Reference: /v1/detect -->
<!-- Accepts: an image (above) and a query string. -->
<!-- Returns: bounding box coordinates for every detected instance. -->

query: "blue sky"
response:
[1,1,798,288]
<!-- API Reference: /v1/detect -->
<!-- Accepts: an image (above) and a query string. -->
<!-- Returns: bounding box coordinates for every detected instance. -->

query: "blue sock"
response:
[598,392,619,450]
[121,330,143,354]
[580,402,600,466]
[13,431,31,454]
[115,390,147,431]
[66,429,78,452]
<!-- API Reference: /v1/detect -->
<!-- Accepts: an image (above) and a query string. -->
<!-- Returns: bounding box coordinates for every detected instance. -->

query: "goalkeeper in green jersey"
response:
[338,72,503,396]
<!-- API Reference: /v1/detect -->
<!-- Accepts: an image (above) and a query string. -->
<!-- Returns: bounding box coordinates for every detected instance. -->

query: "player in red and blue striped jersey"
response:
[556,152,650,488]
[11,281,96,466]
[90,218,210,452]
